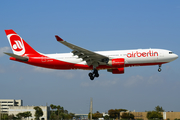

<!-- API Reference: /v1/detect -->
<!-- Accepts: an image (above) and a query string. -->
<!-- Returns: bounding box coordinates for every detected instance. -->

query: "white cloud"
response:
[0,47,10,57]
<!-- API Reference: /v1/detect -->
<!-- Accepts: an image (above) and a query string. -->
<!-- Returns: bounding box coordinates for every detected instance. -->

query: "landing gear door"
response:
[41,57,46,62]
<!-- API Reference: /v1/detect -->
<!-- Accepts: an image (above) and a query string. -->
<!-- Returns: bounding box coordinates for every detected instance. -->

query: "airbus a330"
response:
[4,29,178,80]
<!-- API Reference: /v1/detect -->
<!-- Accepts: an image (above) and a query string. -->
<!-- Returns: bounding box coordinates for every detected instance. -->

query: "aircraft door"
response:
[41,57,46,62]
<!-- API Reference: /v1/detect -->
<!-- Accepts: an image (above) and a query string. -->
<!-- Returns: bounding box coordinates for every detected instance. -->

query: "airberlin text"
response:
[127,50,158,58]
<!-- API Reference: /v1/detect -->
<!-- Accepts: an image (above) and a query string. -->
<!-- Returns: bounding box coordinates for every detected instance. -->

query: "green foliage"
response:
[34,106,43,120]
[88,111,103,119]
[146,105,164,120]
[93,111,103,119]
[155,105,165,112]
[50,111,56,120]
[50,104,75,120]
[146,111,163,119]
[104,115,110,120]
[8,114,16,120]
[16,112,23,119]
[0,114,18,120]
[108,109,127,119]
[1,114,8,120]
[24,111,32,118]
[121,113,134,119]
[16,111,32,119]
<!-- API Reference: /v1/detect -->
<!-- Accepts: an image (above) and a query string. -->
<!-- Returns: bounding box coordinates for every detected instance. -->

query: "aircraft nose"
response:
[175,54,178,59]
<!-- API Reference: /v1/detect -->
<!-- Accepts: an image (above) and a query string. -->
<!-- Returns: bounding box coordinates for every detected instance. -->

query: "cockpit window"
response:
[169,52,173,54]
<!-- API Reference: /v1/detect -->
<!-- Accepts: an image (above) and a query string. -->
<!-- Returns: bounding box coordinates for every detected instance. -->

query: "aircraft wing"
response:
[55,35,109,66]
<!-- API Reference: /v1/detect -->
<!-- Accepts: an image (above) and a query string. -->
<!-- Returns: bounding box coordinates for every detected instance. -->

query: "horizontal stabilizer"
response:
[4,52,29,61]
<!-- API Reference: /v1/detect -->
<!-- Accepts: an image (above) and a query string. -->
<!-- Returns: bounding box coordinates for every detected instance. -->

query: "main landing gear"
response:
[158,65,162,72]
[88,69,99,80]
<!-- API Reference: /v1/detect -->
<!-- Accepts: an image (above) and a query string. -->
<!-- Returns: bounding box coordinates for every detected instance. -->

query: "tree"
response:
[88,111,103,119]
[57,105,60,120]
[93,111,103,119]
[16,111,32,119]
[68,113,75,119]
[147,111,163,119]
[108,109,116,119]
[50,111,56,120]
[50,104,57,119]
[8,114,16,120]
[16,112,23,119]
[34,106,43,120]
[104,115,110,120]
[121,113,134,119]
[50,104,73,120]
[155,105,164,112]
[2,114,8,120]
[108,109,127,119]
[24,111,32,119]
[50,104,57,111]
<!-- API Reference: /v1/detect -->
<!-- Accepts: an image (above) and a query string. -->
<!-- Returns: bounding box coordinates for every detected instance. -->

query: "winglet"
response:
[55,35,64,41]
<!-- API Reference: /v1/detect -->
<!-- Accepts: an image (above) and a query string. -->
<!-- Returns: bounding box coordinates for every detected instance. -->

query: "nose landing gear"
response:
[88,69,99,80]
[158,65,162,72]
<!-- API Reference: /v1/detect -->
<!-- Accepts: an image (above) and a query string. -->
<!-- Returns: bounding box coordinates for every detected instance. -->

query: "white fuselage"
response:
[45,48,178,66]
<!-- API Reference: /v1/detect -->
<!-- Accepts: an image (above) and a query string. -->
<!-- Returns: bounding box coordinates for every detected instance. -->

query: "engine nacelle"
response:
[107,67,124,74]
[108,58,124,68]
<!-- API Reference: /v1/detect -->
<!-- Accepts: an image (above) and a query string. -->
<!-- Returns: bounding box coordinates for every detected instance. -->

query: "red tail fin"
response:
[5,29,39,56]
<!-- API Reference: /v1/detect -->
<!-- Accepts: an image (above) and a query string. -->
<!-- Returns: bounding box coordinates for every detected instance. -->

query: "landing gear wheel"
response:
[90,76,94,80]
[89,73,93,77]
[158,65,162,72]
[95,73,99,77]
[89,73,94,80]
[88,69,99,80]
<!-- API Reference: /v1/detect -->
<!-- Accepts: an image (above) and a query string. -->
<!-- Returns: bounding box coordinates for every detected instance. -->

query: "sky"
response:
[0,1,180,114]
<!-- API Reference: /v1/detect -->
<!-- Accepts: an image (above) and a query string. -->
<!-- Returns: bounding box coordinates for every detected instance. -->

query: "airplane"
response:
[4,29,178,80]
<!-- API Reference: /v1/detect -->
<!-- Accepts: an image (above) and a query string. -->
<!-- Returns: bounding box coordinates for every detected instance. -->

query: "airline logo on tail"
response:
[7,34,25,55]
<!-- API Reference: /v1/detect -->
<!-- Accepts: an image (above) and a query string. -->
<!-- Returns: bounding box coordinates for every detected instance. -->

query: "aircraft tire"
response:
[95,73,99,77]
[93,69,99,77]
[90,76,94,80]
[89,73,94,80]
[158,68,161,72]
[89,73,93,77]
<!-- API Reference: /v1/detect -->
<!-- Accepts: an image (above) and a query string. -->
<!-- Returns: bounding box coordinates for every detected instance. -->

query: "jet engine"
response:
[107,58,125,74]
[108,58,124,67]
[107,67,124,74]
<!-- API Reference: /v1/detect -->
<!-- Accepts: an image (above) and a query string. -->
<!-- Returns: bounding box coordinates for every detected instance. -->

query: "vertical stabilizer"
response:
[5,29,39,56]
